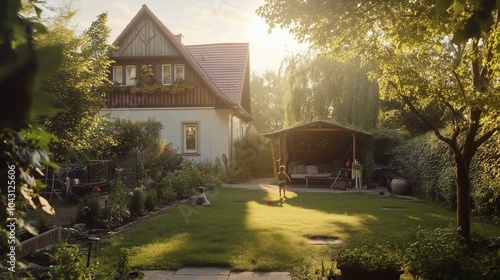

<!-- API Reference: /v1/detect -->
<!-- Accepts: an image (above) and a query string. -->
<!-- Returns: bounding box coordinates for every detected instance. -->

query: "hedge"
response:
[390,130,500,223]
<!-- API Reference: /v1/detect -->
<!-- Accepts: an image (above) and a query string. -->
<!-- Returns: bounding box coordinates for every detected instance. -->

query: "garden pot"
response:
[391,178,409,195]
[338,266,404,280]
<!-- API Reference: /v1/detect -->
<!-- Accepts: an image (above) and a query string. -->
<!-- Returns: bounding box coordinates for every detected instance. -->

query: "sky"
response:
[45,0,308,74]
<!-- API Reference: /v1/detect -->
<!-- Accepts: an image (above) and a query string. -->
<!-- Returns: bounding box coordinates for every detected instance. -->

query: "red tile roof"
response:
[186,43,249,105]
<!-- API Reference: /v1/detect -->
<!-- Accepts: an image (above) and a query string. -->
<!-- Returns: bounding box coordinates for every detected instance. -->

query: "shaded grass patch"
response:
[98,187,500,273]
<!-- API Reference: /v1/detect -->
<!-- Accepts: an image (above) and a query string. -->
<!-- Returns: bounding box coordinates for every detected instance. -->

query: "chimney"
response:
[174,33,184,44]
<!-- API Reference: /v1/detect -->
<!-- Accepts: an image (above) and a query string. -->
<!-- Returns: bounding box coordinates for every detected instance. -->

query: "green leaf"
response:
[469,0,482,9]
[30,91,66,117]
[433,44,443,53]
[30,45,67,117]
[39,196,55,215]
[24,223,39,235]
[33,4,43,18]
[435,0,453,14]
[452,1,465,15]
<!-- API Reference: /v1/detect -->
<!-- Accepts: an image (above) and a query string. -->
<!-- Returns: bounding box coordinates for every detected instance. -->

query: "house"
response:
[101,5,253,164]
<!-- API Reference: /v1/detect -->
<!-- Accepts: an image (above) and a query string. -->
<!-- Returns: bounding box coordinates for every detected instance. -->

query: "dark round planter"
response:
[391,178,410,195]
[339,266,404,280]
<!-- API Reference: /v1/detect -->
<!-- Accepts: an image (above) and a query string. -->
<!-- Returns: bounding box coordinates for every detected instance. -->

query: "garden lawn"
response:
[98,186,500,273]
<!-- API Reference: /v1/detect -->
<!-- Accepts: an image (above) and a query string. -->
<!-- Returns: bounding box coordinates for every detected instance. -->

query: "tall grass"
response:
[98,187,500,274]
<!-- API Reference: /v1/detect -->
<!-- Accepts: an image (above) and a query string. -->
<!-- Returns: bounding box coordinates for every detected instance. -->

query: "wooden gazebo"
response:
[261,120,371,181]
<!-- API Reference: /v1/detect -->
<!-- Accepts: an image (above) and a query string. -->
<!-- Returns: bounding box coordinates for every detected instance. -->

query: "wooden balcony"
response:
[104,84,220,108]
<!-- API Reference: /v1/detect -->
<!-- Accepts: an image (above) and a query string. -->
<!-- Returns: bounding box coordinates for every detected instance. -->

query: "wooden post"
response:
[271,139,277,181]
[352,133,357,161]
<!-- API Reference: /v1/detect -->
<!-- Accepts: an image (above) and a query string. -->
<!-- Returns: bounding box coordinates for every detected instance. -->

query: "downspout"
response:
[229,113,233,165]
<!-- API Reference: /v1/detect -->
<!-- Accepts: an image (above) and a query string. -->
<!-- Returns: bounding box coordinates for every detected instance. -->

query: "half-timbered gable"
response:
[101,4,253,163]
[113,18,180,57]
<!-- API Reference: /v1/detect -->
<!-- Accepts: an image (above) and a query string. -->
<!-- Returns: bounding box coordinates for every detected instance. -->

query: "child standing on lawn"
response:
[277,165,291,198]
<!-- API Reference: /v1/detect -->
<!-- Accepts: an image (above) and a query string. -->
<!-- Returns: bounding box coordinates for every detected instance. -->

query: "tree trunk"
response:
[454,154,471,242]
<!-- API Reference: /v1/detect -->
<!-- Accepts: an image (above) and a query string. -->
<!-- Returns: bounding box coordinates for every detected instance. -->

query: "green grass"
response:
[98,186,500,275]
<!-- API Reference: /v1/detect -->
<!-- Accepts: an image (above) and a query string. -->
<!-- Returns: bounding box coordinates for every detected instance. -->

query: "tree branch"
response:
[452,70,469,107]
[475,123,500,148]
[388,80,451,144]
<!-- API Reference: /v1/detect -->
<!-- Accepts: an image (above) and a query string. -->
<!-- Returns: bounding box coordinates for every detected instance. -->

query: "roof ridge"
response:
[186,42,249,47]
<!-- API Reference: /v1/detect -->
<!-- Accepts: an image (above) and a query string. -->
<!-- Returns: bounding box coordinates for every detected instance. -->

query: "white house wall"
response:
[101,107,234,163]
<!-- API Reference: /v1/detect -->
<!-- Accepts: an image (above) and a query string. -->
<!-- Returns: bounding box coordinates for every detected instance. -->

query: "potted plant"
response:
[333,245,404,280]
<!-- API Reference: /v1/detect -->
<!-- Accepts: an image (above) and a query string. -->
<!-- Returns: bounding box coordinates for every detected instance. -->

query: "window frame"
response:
[161,64,172,85]
[125,65,136,86]
[174,64,185,82]
[182,122,199,155]
[112,66,123,85]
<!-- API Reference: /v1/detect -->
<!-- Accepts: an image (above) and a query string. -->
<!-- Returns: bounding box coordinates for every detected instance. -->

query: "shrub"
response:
[334,244,403,272]
[231,134,273,182]
[99,168,130,229]
[144,142,184,183]
[472,168,500,223]
[184,158,225,190]
[144,188,158,212]
[169,166,203,198]
[49,241,87,280]
[128,189,146,217]
[34,214,53,233]
[155,175,177,203]
[371,128,405,165]
[77,193,101,228]
[115,248,131,280]
[404,227,469,280]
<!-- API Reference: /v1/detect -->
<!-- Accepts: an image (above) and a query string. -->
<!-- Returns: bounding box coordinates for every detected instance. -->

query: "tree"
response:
[279,53,379,130]
[34,4,115,163]
[251,70,288,132]
[107,118,163,183]
[257,0,500,241]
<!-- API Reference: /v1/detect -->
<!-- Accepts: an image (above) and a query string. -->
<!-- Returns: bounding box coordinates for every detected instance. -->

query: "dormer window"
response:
[162,64,172,85]
[113,66,123,85]
[174,64,185,82]
[125,65,136,86]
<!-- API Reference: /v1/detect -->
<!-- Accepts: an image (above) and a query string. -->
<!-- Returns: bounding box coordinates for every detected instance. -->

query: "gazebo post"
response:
[271,138,277,181]
[352,132,357,161]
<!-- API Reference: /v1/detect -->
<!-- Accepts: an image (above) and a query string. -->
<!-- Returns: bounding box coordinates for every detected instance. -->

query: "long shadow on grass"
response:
[103,187,384,271]
[282,190,458,244]
[114,186,296,271]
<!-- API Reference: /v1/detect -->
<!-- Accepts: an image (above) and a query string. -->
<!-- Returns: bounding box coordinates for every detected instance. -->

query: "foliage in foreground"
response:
[404,227,500,280]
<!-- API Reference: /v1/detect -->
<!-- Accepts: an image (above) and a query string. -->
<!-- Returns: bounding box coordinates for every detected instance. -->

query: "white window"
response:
[125,65,136,86]
[182,123,198,154]
[161,64,172,85]
[174,64,185,82]
[113,66,123,84]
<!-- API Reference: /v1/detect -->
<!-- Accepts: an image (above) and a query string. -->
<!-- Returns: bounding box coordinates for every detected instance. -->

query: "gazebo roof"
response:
[261,120,370,138]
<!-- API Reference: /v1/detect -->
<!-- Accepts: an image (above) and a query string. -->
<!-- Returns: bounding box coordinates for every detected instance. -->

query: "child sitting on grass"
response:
[191,186,211,206]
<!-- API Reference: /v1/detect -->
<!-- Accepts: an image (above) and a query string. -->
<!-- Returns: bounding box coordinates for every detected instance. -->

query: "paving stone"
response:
[229,271,291,279]
[142,270,175,280]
